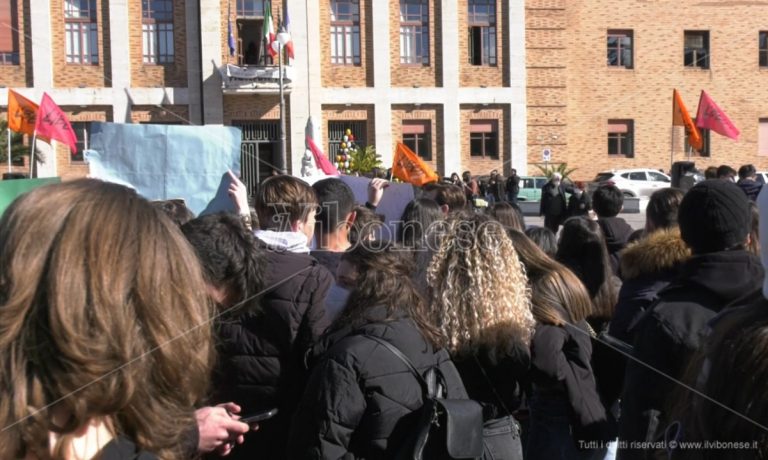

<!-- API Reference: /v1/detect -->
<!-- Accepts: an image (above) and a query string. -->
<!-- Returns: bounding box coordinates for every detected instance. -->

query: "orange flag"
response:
[392,142,439,186]
[672,89,702,152]
[7,89,38,135]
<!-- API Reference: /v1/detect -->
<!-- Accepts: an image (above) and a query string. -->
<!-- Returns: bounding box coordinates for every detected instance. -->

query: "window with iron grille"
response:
[142,0,174,64]
[70,121,90,162]
[237,0,263,17]
[760,32,768,67]
[328,121,366,158]
[65,0,98,64]
[684,31,709,69]
[402,121,431,160]
[607,30,632,68]
[608,119,634,157]
[469,120,498,158]
[400,0,428,65]
[468,0,496,66]
[0,0,19,65]
[330,0,361,65]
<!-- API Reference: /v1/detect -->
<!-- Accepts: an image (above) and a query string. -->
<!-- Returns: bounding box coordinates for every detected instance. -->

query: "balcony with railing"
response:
[218,63,293,94]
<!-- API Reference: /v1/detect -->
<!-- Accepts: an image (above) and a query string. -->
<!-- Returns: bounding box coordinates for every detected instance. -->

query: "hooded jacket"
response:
[619,250,764,456]
[597,216,635,276]
[213,241,332,460]
[288,306,467,460]
[610,229,691,344]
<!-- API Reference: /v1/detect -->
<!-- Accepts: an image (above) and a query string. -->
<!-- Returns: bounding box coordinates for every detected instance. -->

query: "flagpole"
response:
[29,133,36,178]
[670,126,674,173]
[7,128,11,174]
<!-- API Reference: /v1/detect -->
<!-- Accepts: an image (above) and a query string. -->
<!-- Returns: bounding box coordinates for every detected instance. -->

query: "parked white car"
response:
[588,169,671,198]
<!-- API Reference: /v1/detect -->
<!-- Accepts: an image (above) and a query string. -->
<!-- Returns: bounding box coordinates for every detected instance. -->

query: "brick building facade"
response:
[0,0,528,183]
[526,0,768,181]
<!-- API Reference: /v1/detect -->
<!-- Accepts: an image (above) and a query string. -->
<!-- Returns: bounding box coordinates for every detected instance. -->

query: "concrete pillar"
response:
[108,0,131,122]
[440,0,461,176]
[507,0,528,175]
[29,0,53,88]
[200,0,224,124]
[371,0,392,165]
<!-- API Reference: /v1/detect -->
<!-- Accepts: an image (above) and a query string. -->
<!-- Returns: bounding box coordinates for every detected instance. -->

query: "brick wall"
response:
[526,0,768,181]
[389,0,441,87]
[391,105,442,174]
[459,0,507,88]
[0,0,31,87]
[320,0,374,87]
[51,0,112,88]
[525,0,566,175]
[129,0,187,87]
[130,105,189,124]
[321,105,376,156]
[459,105,509,175]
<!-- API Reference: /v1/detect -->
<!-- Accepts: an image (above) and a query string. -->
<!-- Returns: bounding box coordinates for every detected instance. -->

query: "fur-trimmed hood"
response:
[620,228,691,280]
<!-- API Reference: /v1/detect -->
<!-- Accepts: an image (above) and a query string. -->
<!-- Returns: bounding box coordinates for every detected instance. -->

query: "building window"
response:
[402,121,431,160]
[0,0,19,65]
[684,120,710,157]
[607,30,632,68]
[236,0,263,17]
[328,121,366,158]
[468,0,496,66]
[142,0,174,64]
[469,120,498,158]
[760,32,768,67]
[400,0,428,65]
[684,31,709,69]
[330,0,361,65]
[65,0,98,64]
[71,121,90,162]
[608,120,634,157]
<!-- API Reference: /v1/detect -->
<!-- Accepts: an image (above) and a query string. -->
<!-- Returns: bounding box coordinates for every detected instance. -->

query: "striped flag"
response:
[264,1,277,58]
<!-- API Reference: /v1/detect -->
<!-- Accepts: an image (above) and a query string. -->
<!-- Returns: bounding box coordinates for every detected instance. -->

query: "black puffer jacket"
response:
[619,250,764,458]
[288,306,467,460]
[213,245,332,459]
[610,228,691,344]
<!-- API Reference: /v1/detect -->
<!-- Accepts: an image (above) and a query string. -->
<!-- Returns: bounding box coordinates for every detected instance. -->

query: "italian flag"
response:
[264,1,277,58]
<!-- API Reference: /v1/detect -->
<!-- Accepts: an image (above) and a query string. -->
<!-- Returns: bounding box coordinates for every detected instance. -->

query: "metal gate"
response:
[233,120,279,196]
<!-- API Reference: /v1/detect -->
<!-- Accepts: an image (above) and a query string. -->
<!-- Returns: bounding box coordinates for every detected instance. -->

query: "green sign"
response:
[0,177,62,217]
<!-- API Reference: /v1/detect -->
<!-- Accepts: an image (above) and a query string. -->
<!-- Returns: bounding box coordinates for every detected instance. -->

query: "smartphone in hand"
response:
[240,408,278,424]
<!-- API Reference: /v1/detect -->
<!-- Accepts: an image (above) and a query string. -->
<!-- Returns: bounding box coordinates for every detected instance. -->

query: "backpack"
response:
[366,336,484,459]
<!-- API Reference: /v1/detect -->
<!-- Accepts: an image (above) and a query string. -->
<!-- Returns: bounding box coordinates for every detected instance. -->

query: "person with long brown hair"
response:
[0,180,215,459]
[288,241,466,459]
[505,230,608,460]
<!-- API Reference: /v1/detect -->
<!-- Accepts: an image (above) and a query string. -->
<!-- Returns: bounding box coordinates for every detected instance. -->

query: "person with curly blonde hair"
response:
[427,212,533,458]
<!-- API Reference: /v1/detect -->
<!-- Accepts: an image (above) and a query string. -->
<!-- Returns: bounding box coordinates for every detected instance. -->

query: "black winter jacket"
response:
[737,178,762,201]
[452,338,531,417]
[610,229,691,344]
[213,245,332,459]
[618,250,764,458]
[530,321,608,437]
[597,217,634,277]
[288,306,467,460]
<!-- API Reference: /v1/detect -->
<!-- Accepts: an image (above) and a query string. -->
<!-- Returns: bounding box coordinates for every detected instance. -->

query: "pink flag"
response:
[34,93,78,153]
[695,90,740,140]
[306,135,339,175]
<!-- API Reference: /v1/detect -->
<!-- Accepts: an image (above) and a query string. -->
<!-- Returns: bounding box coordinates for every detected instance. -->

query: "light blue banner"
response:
[87,122,242,216]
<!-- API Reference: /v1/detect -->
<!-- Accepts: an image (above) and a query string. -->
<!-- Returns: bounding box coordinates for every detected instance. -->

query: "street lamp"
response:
[273,31,291,174]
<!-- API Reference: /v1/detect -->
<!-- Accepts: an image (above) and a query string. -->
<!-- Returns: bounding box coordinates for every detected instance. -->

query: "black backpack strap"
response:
[365,335,436,397]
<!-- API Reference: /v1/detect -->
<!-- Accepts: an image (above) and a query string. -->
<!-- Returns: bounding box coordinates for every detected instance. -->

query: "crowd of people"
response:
[0,161,767,460]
